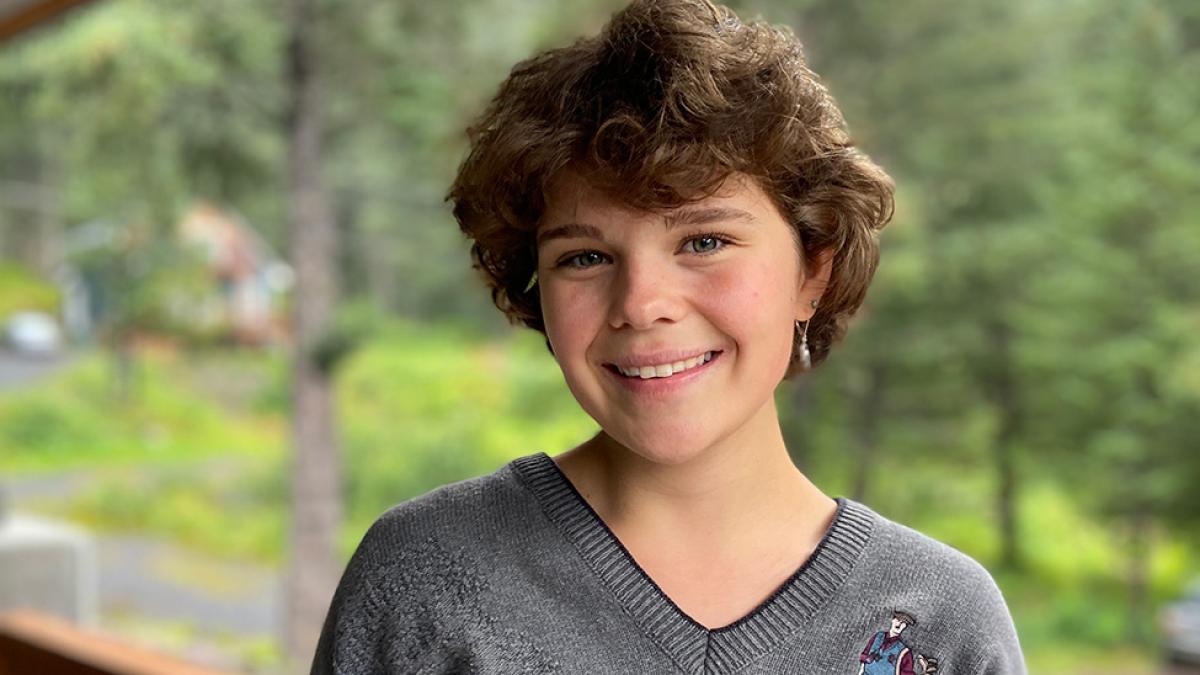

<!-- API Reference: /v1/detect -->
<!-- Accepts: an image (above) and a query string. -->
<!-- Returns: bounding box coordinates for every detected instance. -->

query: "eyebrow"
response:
[536,206,757,247]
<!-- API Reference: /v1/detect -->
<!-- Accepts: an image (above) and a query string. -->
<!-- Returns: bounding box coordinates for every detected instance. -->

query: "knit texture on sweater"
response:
[311,451,1026,674]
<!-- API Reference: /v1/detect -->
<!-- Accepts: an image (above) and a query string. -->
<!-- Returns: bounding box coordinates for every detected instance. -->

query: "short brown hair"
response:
[447,0,894,377]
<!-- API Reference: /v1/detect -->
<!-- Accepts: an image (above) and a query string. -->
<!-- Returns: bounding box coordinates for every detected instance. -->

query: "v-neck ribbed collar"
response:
[509,451,875,675]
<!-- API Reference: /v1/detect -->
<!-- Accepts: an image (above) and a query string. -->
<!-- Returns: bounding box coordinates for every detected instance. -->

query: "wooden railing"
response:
[0,0,100,43]
[0,610,235,675]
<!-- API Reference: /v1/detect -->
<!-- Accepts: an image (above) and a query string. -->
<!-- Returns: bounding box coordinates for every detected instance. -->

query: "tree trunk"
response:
[851,361,886,503]
[35,159,64,279]
[1126,503,1153,646]
[1125,370,1160,647]
[113,332,135,403]
[995,429,1018,570]
[988,320,1022,571]
[284,0,343,668]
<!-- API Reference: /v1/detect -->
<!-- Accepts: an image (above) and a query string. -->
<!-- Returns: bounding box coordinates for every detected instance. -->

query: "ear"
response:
[796,247,834,321]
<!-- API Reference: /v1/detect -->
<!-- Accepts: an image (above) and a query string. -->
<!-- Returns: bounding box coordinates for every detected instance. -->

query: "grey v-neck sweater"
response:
[311,452,1027,674]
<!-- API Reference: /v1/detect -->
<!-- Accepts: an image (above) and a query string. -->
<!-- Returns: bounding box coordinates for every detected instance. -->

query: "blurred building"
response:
[62,203,292,348]
[177,202,293,347]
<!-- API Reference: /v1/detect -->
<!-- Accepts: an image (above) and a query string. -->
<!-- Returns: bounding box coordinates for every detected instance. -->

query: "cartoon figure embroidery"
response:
[856,610,939,675]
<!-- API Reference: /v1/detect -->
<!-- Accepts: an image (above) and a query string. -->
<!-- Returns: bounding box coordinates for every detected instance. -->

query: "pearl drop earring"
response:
[796,299,818,371]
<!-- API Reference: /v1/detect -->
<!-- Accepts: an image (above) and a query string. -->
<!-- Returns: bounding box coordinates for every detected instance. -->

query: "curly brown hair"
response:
[446,0,894,378]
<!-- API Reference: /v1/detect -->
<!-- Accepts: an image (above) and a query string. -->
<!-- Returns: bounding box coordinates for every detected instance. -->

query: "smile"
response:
[603,350,724,396]
[610,350,718,379]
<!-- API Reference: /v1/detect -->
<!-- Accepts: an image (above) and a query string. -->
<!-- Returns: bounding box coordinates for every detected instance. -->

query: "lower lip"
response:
[605,351,723,398]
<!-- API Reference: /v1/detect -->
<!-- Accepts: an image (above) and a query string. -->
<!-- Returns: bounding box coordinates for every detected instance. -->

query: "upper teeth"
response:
[618,351,715,379]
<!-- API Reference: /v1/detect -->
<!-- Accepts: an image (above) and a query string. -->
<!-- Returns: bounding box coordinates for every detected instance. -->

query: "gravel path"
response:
[97,534,281,636]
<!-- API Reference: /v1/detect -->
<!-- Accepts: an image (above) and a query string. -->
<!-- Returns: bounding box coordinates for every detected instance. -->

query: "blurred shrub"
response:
[0,350,280,471]
[1010,575,1131,648]
[63,467,284,563]
[333,318,594,556]
[27,321,593,563]
[0,262,60,321]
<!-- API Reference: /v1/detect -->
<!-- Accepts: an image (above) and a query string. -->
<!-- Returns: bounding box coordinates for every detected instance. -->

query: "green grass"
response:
[0,349,284,473]
[41,459,286,564]
[1025,645,1159,674]
[0,262,60,320]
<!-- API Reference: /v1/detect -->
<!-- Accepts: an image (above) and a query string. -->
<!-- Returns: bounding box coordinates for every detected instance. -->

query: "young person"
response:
[312,1,1026,673]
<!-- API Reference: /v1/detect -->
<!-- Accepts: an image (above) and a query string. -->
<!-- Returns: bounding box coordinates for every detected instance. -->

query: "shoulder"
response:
[850,501,1027,673]
[332,460,530,617]
[350,459,530,568]
[311,458,537,674]
[869,508,999,591]
[841,499,1007,610]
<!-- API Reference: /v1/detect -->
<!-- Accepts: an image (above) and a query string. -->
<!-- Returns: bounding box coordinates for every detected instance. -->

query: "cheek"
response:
[705,262,796,378]
[541,284,598,352]
[705,263,790,326]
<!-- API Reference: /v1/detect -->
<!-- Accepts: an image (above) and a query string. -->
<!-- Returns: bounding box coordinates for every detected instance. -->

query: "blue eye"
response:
[553,232,732,270]
[687,236,722,254]
[559,251,606,269]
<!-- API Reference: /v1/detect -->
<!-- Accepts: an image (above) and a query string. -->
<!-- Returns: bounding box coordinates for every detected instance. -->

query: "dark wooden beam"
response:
[0,0,98,44]
[0,610,233,675]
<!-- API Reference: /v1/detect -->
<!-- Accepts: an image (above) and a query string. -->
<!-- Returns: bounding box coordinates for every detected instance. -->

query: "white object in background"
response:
[0,512,98,626]
[3,310,63,355]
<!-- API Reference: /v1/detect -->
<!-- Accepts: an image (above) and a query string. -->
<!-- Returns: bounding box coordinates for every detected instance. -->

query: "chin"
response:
[632,448,698,467]
[604,426,716,467]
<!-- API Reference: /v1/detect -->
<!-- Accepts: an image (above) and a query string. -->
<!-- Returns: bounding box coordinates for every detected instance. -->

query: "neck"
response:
[554,400,834,561]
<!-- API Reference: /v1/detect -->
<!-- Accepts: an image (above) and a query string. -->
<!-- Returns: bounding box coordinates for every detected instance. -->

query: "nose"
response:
[606,254,686,330]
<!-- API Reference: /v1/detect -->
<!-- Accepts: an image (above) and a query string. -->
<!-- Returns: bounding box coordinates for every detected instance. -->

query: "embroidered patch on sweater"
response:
[856,610,940,675]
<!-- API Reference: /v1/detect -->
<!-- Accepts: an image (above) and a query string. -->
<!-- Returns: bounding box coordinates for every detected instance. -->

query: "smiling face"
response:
[535,170,829,466]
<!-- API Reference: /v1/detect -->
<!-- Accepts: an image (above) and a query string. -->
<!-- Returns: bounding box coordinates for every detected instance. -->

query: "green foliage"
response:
[59,464,285,563]
[0,0,284,229]
[0,351,281,472]
[308,299,388,375]
[333,320,595,553]
[16,329,593,564]
[0,262,59,320]
[1014,578,1134,648]
[68,221,216,346]
[1019,0,1200,534]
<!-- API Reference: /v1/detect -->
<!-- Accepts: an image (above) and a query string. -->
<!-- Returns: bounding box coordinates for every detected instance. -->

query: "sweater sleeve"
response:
[310,503,466,675]
[310,515,403,675]
[966,571,1027,675]
[309,539,381,675]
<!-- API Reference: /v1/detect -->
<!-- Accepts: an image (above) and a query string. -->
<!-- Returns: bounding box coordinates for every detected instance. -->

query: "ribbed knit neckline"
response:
[509,451,875,675]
